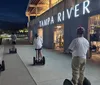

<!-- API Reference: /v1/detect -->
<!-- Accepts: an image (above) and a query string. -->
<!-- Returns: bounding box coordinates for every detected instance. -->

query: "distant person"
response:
[34,33,43,60]
[68,27,89,85]
[11,32,17,49]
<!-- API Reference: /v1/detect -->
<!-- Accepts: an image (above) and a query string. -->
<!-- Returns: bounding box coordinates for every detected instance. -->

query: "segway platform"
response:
[63,77,91,85]
[0,60,5,72]
[33,56,45,65]
[9,48,17,53]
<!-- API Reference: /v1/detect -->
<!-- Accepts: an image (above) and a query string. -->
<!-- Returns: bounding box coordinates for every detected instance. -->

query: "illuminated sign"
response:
[39,16,54,27]
[39,0,90,27]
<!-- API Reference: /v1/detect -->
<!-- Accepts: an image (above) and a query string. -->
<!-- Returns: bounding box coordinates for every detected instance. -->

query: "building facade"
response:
[28,0,100,58]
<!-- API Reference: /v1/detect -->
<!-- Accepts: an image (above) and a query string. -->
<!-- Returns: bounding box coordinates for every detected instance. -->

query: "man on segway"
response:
[34,33,43,61]
[68,26,89,85]
[11,32,17,51]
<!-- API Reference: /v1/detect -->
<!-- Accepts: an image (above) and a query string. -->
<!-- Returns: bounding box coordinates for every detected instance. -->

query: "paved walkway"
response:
[0,45,36,85]
[16,45,100,85]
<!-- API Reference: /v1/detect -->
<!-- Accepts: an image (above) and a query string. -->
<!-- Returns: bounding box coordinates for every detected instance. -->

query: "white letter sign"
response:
[67,7,73,19]
[74,4,79,17]
[57,12,62,22]
[83,0,90,15]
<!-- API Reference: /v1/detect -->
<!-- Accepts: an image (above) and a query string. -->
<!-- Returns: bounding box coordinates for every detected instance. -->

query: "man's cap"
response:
[77,26,85,35]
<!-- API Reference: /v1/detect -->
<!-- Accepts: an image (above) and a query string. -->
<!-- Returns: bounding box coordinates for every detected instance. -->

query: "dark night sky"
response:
[0,0,29,29]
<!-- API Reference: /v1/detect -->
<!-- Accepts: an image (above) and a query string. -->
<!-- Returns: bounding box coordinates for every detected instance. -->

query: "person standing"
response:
[11,32,17,49]
[34,33,43,60]
[68,27,89,85]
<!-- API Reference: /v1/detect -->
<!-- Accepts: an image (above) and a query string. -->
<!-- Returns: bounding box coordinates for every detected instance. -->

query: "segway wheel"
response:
[83,77,91,85]
[42,57,45,65]
[33,57,35,65]
[15,48,17,53]
[1,60,5,71]
[0,64,2,71]
[63,79,73,85]
[9,49,11,53]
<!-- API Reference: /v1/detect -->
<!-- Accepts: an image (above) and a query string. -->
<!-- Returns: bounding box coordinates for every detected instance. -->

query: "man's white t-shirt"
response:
[34,37,43,49]
[68,37,89,59]
[11,34,17,42]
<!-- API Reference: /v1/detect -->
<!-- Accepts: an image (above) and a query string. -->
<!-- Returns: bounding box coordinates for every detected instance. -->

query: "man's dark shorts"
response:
[35,47,42,51]
[12,41,16,45]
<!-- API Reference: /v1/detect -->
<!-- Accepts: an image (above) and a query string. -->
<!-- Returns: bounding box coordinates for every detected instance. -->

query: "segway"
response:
[9,48,17,53]
[33,49,45,65]
[63,77,91,85]
[9,44,17,54]
[9,41,17,53]
[0,60,5,71]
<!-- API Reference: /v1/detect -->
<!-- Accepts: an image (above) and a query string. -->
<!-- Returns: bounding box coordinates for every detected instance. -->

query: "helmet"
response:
[77,26,85,35]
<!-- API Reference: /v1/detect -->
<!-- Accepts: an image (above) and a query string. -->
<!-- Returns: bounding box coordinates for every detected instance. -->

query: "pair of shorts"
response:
[12,41,16,45]
[35,47,42,51]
